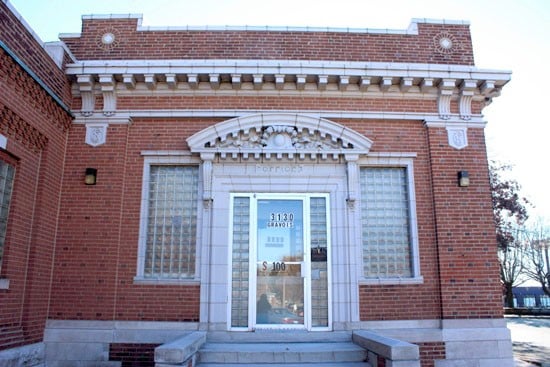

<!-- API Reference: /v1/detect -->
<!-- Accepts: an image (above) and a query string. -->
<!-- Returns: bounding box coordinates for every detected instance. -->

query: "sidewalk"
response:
[506,316,550,367]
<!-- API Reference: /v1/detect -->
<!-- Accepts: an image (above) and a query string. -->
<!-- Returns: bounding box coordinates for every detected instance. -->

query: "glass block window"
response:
[361,167,412,278]
[144,165,198,279]
[310,197,329,327]
[231,196,250,328]
[0,160,15,273]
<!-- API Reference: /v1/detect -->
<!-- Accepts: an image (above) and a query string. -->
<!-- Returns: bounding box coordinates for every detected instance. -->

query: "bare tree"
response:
[489,161,531,307]
[498,228,527,307]
[524,222,550,297]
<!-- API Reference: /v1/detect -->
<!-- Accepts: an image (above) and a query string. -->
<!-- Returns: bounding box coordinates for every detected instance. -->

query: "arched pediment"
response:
[187,113,372,160]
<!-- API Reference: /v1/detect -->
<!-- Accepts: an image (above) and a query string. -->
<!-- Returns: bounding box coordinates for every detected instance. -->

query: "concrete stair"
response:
[196,331,370,366]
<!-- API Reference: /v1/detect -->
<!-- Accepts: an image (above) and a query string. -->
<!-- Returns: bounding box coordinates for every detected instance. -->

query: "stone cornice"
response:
[66,59,509,83]
[67,60,510,119]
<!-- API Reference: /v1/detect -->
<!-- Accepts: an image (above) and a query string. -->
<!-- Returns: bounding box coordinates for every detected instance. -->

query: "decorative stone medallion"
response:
[101,32,115,45]
[433,32,457,54]
[85,123,108,147]
[97,28,120,51]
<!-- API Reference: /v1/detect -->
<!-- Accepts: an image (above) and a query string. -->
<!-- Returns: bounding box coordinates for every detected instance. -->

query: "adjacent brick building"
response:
[0,1,514,365]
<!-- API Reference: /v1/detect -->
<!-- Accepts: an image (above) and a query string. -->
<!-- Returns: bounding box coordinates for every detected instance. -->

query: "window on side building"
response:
[0,157,16,275]
[136,159,200,283]
[359,158,422,284]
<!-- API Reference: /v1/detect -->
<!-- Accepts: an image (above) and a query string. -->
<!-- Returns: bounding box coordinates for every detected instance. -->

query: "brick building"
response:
[0,1,514,366]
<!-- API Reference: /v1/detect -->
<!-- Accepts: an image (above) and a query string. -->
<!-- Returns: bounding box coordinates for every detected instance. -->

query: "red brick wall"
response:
[50,112,444,322]
[427,127,502,318]
[109,343,159,367]
[357,119,442,321]
[49,121,202,321]
[52,77,499,323]
[0,51,71,352]
[61,17,473,65]
[115,96,440,114]
[0,2,72,350]
[418,342,446,367]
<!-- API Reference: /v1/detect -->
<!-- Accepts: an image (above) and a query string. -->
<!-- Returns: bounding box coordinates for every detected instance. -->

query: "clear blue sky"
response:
[8,0,550,223]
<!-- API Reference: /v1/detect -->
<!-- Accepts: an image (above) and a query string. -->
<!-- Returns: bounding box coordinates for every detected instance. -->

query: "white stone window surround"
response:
[134,152,203,285]
[208,163,356,330]
[184,113,375,329]
[356,154,423,285]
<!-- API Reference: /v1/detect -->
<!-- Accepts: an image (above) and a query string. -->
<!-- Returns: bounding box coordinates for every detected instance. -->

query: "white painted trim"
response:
[65,59,511,79]
[359,277,424,285]
[44,41,77,65]
[141,150,193,157]
[410,18,470,26]
[72,110,488,127]
[424,117,486,128]
[132,278,200,285]
[81,14,142,20]
[72,113,132,125]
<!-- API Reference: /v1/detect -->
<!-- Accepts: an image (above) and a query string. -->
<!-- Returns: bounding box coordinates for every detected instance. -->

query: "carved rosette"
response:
[433,31,458,55]
[97,28,121,51]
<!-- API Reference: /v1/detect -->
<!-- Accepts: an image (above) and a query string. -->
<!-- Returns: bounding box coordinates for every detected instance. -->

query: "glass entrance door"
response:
[255,198,305,327]
[229,193,330,331]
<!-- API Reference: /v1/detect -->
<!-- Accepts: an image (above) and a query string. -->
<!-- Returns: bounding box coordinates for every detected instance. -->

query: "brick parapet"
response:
[0,2,72,106]
[61,17,474,65]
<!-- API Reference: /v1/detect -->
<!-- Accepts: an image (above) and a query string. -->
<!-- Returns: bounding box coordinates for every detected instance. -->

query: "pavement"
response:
[506,316,550,367]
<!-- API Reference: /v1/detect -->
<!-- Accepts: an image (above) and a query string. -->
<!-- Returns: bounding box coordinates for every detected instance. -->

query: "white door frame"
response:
[228,193,331,331]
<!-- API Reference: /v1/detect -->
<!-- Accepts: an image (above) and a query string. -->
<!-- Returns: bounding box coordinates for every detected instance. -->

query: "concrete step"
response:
[198,342,369,365]
[206,331,353,343]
